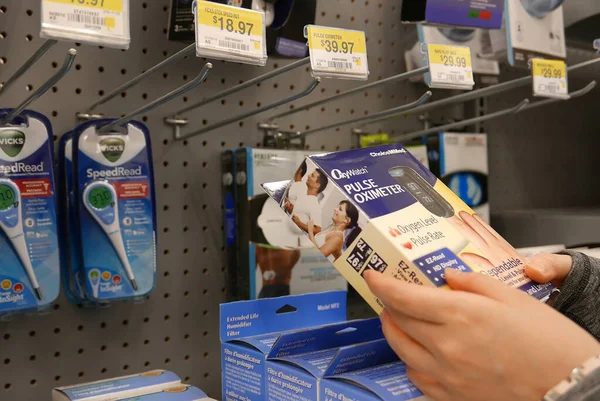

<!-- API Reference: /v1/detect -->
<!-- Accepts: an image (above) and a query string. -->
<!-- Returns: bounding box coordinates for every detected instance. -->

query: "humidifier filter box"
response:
[401,0,505,29]
[262,143,554,314]
[426,133,489,223]
[505,0,566,68]
[52,371,182,401]
[220,291,348,401]
[234,148,346,300]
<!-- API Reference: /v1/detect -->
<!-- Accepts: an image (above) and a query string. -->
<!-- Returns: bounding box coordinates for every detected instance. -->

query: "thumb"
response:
[524,253,573,287]
[444,268,531,306]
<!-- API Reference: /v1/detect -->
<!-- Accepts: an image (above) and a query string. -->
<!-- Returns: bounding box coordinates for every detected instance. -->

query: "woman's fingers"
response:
[380,310,439,375]
[406,366,448,401]
[460,252,495,270]
[364,270,458,324]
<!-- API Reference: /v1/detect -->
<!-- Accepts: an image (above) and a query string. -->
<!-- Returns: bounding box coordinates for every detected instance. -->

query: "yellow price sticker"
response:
[532,59,566,80]
[45,0,123,13]
[307,26,367,55]
[427,44,472,69]
[196,1,263,37]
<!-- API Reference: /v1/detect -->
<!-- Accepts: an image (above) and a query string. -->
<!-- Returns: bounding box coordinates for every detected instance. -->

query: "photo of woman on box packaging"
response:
[307,200,362,262]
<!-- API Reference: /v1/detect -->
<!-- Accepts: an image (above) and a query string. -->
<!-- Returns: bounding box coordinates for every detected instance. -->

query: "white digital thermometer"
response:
[0,178,42,300]
[83,180,137,291]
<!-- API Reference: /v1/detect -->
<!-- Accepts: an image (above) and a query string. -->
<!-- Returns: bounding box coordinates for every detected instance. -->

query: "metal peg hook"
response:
[360,57,600,129]
[97,63,213,134]
[86,44,196,112]
[396,99,530,142]
[525,80,597,111]
[173,57,311,117]
[172,77,321,140]
[1,48,77,126]
[299,91,433,138]
[268,66,430,122]
[0,40,58,96]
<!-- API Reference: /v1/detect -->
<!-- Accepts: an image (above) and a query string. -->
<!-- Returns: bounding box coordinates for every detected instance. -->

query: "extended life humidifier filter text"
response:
[0,179,42,300]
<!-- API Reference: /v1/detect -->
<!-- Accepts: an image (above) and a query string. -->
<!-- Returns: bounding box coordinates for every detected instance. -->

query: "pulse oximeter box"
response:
[52,370,182,401]
[220,291,348,401]
[262,143,554,314]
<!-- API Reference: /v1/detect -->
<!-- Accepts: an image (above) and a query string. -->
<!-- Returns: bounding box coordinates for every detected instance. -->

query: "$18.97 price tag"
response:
[532,59,569,99]
[426,44,474,90]
[195,0,266,65]
[306,25,369,80]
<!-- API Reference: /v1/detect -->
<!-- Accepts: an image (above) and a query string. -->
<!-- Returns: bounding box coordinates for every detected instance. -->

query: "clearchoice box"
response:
[220,291,348,401]
[52,370,182,401]
[262,143,554,314]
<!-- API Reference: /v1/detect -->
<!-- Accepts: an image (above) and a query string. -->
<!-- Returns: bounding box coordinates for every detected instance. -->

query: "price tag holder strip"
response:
[305,25,369,81]
[41,0,130,49]
[531,59,569,100]
[194,0,267,66]
[424,43,474,90]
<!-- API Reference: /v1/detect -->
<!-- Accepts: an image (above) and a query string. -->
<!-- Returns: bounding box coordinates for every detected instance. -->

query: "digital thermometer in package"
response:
[82,180,137,291]
[0,178,43,300]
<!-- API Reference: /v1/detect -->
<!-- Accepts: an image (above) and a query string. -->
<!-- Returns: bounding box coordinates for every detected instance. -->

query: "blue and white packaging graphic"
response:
[118,385,216,401]
[220,291,348,401]
[263,143,554,315]
[73,120,157,302]
[401,0,505,29]
[505,0,566,68]
[52,370,182,401]
[265,319,386,401]
[426,133,489,223]
[0,110,60,314]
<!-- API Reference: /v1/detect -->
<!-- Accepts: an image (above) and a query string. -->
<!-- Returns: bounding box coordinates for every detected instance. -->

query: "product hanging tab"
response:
[424,43,474,90]
[531,58,568,99]
[305,25,369,81]
[194,0,267,66]
[41,0,131,49]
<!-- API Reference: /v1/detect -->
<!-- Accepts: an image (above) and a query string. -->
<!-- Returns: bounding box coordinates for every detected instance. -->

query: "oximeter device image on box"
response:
[0,178,43,300]
[83,180,137,291]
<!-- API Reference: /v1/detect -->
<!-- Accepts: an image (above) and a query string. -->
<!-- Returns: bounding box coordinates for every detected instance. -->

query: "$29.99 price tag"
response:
[195,0,265,64]
[306,25,369,80]
[532,59,569,99]
[426,44,474,90]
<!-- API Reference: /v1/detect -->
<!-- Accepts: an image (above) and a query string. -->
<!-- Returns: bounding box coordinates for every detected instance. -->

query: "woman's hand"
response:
[364,268,600,401]
[524,253,573,287]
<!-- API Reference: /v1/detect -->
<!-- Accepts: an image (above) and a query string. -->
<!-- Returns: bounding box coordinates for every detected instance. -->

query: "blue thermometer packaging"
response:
[52,370,182,401]
[72,119,157,302]
[263,143,555,315]
[0,109,60,315]
[401,0,505,29]
[118,385,217,401]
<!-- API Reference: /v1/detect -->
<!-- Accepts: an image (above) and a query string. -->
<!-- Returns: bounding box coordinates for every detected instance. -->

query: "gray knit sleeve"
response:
[552,251,600,341]
[553,367,600,401]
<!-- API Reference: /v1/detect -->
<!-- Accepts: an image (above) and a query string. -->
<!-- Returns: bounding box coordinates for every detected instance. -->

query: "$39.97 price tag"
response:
[195,0,266,65]
[306,25,369,80]
[426,44,474,90]
[532,59,569,100]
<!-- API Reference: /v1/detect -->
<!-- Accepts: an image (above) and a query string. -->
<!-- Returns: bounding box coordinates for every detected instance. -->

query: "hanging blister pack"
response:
[58,132,88,304]
[73,120,157,302]
[41,0,131,49]
[0,110,61,315]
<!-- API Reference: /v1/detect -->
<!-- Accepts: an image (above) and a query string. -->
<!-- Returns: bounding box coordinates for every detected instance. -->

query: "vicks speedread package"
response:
[262,144,554,314]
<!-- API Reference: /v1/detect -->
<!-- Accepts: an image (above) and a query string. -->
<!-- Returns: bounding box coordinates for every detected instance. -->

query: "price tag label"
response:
[306,26,369,80]
[195,1,266,64]
[43,0,126,37]
[532,59,569,99]
[426,44,474,90]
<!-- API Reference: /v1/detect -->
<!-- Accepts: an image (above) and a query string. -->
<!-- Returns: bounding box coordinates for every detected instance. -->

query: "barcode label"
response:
[67,13,105,26]
[327,61,354,70]
[217,40,249,52]
[446,73,465,82]
[546,84,560,92]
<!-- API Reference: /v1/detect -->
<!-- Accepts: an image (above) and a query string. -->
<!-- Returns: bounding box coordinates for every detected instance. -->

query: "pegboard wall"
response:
[0,1,438,400]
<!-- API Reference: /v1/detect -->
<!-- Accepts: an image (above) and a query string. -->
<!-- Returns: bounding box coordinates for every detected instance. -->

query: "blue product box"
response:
[118,385,215,401]
[266,334,397,401]
[220,291,348,401]
[401,0,505,29]
[52,370,182,401]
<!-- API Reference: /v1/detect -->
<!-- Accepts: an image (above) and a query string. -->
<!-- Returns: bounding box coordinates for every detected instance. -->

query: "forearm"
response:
[552,251,600,341]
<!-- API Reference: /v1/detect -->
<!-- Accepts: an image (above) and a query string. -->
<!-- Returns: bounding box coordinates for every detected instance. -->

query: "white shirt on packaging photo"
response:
[288,181,307,203]
[293,194,322,228]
